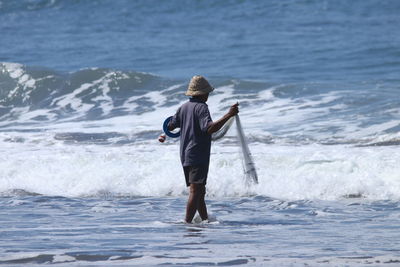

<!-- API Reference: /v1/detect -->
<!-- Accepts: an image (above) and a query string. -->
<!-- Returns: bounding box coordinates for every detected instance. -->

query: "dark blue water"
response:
[1,0,400,266]
[1,0,399,82]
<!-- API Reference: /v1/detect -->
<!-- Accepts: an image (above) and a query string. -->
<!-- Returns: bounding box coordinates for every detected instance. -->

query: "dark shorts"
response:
[183,165,209,187]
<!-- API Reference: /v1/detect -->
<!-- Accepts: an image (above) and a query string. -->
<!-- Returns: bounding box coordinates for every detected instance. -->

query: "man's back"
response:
[170,98,213,167]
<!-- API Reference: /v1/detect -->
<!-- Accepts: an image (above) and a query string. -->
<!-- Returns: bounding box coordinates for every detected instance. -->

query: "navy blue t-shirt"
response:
[169,98,213,167]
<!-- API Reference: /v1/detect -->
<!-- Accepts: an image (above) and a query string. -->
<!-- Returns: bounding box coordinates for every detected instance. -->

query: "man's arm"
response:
[207,103,239,135]
[168,109,180,131]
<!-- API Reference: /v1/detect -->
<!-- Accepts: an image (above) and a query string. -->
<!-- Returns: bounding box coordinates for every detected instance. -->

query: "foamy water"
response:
[1,64,399,201]
[1,63,400,266]
[1,0,400,265]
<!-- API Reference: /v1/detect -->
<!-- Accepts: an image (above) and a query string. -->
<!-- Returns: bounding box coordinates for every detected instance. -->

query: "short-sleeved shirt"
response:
[168,98,213,167]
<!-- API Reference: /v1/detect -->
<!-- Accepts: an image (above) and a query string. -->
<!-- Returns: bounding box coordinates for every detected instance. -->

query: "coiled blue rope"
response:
[163,116,180,138]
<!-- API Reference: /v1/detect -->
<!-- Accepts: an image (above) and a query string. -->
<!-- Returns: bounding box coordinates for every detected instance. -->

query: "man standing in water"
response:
[168,75,239,223]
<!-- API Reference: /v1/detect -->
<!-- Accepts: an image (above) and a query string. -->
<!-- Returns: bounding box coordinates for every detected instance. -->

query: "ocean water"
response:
[1,0,400,266]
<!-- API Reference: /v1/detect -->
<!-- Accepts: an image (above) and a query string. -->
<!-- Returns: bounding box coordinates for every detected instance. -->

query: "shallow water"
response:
[1,0,400,266]
[2,195,400,266]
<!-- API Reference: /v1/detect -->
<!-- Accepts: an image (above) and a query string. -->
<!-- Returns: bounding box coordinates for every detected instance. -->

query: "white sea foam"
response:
[1,79,399,200]
[0,138,399,201]
[1,75,398,145]
[1,62,37,102]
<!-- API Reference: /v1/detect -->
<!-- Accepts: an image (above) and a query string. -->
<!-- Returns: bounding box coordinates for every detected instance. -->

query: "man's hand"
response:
[207,102,240,134]
[227,102,239,117]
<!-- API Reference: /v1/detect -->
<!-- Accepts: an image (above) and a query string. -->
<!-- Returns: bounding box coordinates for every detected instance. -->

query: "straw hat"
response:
[185,75,214,96]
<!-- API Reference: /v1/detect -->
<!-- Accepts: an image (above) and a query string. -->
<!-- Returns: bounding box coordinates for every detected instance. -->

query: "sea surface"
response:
[1,0,400,266]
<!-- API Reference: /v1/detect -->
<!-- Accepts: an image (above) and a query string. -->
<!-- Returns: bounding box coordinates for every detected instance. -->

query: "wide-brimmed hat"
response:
[185,75,214,96]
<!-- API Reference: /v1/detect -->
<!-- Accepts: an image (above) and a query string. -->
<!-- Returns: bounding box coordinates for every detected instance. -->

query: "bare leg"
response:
[185,184,199,223]
[197,185,208,221]
[185,184,208,223]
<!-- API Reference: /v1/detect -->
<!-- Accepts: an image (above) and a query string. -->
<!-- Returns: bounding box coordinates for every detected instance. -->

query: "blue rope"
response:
[163,116,180,138]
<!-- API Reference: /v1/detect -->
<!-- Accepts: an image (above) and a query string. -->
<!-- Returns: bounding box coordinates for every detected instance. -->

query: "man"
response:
[168,75,239,223]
